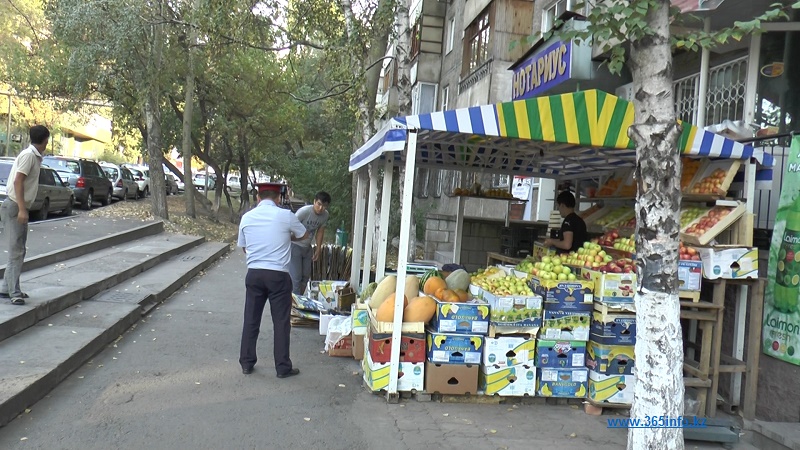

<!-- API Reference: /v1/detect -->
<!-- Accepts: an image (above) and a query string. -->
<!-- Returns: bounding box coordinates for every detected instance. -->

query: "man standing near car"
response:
[289,191,331,295]
[1,125,49,305]
[238,184,308,378]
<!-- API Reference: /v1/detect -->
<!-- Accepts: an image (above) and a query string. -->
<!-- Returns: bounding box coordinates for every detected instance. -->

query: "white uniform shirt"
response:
[238,199,307,272]
[6,145,42,209]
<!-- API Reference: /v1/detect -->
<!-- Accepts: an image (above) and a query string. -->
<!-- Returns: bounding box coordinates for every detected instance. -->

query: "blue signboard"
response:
[512,40,572,101]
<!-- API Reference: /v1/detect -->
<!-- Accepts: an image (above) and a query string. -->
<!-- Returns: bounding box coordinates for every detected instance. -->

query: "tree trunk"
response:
[182,0,197,218]
[627,1,684,449]
[395,0,416,261]
[145,92,168,220]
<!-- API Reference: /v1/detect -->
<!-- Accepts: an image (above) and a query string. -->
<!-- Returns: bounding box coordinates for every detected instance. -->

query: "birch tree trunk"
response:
[627,1,684,448]
[395,0,416,261]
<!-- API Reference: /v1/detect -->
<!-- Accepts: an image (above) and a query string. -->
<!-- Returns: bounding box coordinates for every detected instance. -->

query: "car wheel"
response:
[100,189,112,206]
[64,196,73,216]
[121,189,127,202]
[32,199,49,221]
[82,190,93,210]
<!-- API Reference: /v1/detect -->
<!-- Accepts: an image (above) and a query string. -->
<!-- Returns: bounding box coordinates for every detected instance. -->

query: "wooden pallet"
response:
[584,398,632,416]
[680,290,701,302]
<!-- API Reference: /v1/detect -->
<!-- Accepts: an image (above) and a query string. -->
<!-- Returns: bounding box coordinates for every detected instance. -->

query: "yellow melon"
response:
[403,296,437,323]
[423,276,447,296]
[375,293,408,322]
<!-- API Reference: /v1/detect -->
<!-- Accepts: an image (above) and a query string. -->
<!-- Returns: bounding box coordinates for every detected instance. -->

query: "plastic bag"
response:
[324,315,352,351]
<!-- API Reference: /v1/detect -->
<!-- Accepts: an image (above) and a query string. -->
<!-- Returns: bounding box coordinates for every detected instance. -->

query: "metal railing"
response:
[673,56,749,126]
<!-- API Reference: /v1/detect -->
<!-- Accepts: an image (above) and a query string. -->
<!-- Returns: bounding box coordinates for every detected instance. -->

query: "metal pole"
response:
[375,158,393,282]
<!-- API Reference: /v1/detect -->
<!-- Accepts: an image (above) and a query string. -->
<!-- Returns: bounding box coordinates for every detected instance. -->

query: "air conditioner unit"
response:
[10,134,22,142]
[615,83,634,101]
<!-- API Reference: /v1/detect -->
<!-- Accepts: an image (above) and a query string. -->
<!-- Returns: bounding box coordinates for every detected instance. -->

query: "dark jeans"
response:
[239,268,293,375]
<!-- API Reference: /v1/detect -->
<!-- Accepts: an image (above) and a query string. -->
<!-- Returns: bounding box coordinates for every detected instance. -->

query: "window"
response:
[462,4,494,76]
[542,0,586,33]
[441,85,450,111]
[40,168,56,186]
[446,17,455,54]
[411,18,422,58]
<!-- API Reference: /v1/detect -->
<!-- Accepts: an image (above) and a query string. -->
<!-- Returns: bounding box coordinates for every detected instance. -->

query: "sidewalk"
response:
[0,237,752,450]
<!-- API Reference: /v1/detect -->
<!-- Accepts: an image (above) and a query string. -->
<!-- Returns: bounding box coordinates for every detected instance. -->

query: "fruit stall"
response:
[346,89,774,408]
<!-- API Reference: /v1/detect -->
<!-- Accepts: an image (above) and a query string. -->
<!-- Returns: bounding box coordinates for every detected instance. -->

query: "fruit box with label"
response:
[537,368,588,398]
[540,310,591,341]
[535,340,587,368]
[426,330,485,364]
[581,269,636,304]
[695,246,758,280]
[590,311,637,345]
[367,328,426,363]
[485,294,543,330]
[425,362,479,395]
[678,260,703,292]
[483,336,537,367]
[588,371,636,405]
[586,341,635,375]
[362,350,425,392]
[468,284,484,300]
[480,363,537,396]
[328,333,353,357]
[351,305,369,336]
[531,278,594,311]
[680,201,746,246]
[429,299,490,335]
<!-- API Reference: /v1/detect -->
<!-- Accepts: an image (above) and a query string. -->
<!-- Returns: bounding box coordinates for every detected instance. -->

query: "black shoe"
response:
[276,368,299,379]
[242,367,253,375]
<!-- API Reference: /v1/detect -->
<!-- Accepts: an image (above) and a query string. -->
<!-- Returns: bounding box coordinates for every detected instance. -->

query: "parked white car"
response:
[123,165,150,198]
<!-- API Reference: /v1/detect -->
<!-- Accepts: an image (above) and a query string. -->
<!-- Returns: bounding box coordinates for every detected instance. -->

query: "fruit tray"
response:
[680,201,746,246]
[587,206,635,231]
[616,171,637,197]
[681,157,703,191]
[593,170,631,197]
[684,159,741,199]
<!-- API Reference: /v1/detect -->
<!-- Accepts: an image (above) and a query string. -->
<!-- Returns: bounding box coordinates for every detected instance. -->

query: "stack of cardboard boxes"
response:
[361,307,426,392]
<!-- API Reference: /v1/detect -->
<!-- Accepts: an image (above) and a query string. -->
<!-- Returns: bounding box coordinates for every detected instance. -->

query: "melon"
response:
[445,269,471,291]
[368,275,397,309]
[404,296,437,323]
[375,293,408,322]
[404,275,420,299]
[423,276,447,296]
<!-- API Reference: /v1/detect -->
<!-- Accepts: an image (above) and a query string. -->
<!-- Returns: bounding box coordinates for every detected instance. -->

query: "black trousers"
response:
[239,269,293,375]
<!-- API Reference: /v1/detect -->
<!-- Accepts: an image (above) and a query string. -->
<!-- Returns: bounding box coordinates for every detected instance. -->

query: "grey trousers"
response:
[289,245,313,295]
[1,199,27,297]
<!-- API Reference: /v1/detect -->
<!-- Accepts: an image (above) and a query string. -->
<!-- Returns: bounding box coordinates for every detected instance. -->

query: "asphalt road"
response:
[0,235,745,450]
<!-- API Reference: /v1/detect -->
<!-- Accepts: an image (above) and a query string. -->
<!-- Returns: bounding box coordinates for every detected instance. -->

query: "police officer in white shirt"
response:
[237,183,308,377]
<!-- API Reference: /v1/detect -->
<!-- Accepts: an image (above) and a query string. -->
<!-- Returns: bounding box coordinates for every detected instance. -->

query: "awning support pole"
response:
[350,171,367,291]
[387,130,418,401]
[362,164,379,289]
[376,159,393,282]
[453,171,466,264]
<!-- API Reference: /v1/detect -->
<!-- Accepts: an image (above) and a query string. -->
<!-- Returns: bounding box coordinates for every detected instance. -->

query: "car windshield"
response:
[45,158,80,174]
[0,163,11,184]
[103,167,119,179]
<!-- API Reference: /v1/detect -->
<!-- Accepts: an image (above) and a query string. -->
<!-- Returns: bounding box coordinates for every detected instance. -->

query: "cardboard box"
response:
[482,336,537,367]
[328,333,353,357]
[590,311,636,345]
[540,310,590,341]
[352,333,365,360]
[581,269,636,304]
[531,278,594,311]
[367,328,426,363]
[425,362,479,395]
[362,351,425,392]
[533,242,557,260]
[586,341,635,375]
[319,313,335,336]
[426,330,484,365]
[535,340,587,369]
[588,371,636,405]
[696,246,758,280]
[480,363,537,396]
[429,300,490,335]
[351,306,369,336]
[468,284,484,300]
[336,285,356,311]
[537,368,588,398]
[311,280,350,308]
[485,294,543,331]
[678,260,703,292]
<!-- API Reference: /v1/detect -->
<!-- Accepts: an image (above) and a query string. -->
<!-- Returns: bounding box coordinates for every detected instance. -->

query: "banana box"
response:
[430,300,490,335]
[581,269,636,304]
[362,349,425,392]
[678,260,703,292]
[696,246,758,280]
[480,363,536,396]
[586,341,635,375]
[531,278,594,311]
[426,330,484,364]
[482,336,536,367]
[351,304,369,336]
[540,310,590,341]
[590,311,636,345]
[588,371,636,405]
[535,340,587,368]
[485,294,543,330]
[537,368,588,398]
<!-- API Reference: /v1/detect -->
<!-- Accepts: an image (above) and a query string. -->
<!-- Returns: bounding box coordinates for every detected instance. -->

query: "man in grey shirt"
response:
[289,191,331,295]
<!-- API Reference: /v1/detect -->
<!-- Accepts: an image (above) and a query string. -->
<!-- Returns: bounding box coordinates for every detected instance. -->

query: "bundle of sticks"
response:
[311,244,352,282]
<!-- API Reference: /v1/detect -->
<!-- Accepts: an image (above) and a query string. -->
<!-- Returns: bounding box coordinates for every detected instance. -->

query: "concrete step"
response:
[0,219,164,279]
[743,419,799,450]
[0,240,230,427]
[0,233,205,343]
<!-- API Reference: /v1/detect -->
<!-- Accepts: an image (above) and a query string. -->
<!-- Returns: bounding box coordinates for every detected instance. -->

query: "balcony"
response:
[458,58,493,95]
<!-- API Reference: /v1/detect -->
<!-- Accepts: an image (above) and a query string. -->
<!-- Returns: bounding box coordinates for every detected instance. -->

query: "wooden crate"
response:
[680,201,746,246]
[684,159,741,199]
[594,170,630,197]
[681,157,704,191]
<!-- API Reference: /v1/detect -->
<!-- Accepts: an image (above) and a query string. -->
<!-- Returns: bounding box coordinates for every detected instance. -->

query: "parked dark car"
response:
[0,161,74,220]
[42,156,113,210]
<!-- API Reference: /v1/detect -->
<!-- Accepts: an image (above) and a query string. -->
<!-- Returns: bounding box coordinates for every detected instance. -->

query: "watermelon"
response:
[419,269,443,290]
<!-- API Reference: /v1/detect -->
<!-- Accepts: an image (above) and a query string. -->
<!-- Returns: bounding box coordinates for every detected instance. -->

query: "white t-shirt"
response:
[238,200,307,272]
[6,145,42,209]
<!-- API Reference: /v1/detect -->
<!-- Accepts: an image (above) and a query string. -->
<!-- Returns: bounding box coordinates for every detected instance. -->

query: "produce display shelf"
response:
[447,194,527,202]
